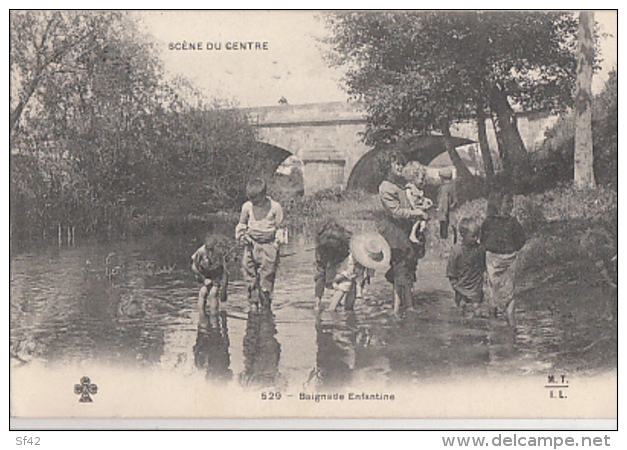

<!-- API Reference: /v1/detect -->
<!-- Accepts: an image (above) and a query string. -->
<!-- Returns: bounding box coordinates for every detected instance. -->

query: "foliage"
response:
[323,11,579,181]
[456,183,617,232]
[533,70,617,190]
[10,11,258,244]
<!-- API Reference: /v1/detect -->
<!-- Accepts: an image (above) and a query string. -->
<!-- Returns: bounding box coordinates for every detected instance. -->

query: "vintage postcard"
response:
[9,10,617,430]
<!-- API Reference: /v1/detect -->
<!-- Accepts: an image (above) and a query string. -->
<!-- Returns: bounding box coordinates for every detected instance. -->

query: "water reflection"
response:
[193,311,232,382]
[10,230,598,392]
[307,312,358,388]
[239,310,283,389]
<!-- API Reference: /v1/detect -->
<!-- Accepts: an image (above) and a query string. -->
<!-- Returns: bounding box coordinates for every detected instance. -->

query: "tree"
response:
[537,70,616,191]
[323,11,578,186]
[10,11,259,242]
[10,11,121,141]
[574,11,596,188]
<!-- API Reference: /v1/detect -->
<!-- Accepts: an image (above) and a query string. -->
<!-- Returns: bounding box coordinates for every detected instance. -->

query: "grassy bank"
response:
[282,188,383,238]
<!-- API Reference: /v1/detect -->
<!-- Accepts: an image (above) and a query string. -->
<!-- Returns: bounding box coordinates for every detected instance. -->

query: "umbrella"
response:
[346,135,474,192]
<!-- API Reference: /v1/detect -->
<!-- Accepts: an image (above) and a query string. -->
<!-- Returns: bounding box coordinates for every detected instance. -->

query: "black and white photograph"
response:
[9,9,618,430]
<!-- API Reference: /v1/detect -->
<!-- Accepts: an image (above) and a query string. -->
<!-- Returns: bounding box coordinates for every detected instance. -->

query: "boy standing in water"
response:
[236,178,285,310]
[480,192,526,327]
[446,218,486,313]
[191,232,232,317]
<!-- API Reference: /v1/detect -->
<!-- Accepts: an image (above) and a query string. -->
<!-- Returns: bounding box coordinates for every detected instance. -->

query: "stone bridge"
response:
[243,102,556,195]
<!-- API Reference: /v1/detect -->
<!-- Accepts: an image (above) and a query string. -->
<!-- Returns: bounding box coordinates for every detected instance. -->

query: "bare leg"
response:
[328,290,346,311]
[393,283,404,316]
[197,284,209,316]
[247,286,259,313]
[344,283,357,311]
[207,285,220,316]
[506,300,516,328]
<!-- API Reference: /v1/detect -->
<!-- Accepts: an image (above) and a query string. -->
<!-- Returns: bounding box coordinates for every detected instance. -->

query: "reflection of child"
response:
[193,311,232,383]
[191,233,232,317]
[446,218,486,310]
[235,178,285,310]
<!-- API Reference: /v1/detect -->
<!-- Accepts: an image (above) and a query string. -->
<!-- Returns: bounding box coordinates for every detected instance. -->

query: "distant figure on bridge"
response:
[377,151,428,316]
[236,178,286,311]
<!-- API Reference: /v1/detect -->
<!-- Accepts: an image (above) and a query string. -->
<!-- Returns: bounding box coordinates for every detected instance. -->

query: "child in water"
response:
[235,178,286,311]
[314,220,389,312]
[480,192,526,327]
[446,218,486,314]
[313,220,352,310]
[191,232,232,317]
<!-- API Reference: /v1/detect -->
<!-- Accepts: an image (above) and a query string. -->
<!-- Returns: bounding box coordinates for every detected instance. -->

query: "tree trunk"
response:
[489,84,528,178]
[476,98,495,184]
[574,10,596,188]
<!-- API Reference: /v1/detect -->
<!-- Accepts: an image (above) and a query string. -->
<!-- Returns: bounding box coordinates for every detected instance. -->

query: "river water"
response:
[11,222,572,399]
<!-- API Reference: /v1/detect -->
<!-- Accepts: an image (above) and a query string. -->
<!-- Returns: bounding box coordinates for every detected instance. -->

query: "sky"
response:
[136,10,616,108]
[135,11,347,108]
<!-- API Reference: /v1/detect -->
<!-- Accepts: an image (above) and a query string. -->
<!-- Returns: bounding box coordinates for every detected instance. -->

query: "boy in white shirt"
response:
[235,178,285,310]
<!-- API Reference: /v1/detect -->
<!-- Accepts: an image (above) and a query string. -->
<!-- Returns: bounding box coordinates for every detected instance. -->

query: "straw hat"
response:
[350,232,391,270]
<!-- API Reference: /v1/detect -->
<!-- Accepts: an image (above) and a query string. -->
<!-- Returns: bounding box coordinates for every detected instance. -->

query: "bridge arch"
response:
[241,102,554,195]
[346,135,475,192]
[252,142,294,181]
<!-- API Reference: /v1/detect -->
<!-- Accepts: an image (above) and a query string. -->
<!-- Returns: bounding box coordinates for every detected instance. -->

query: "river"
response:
[10,221,574,395]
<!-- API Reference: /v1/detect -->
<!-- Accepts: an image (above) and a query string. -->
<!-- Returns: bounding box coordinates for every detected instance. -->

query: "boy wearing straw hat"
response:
[327,231,391,312]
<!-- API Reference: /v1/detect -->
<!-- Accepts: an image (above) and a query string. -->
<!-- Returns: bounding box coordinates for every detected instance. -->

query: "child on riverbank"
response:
[480,192,527,327]
[446,218,485,313]
[235,178,285,310]
[191,232,232,317]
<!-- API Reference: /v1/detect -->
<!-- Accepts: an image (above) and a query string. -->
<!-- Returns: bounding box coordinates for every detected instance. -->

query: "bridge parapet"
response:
[237,101,557,195]
[244,101,366,127]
